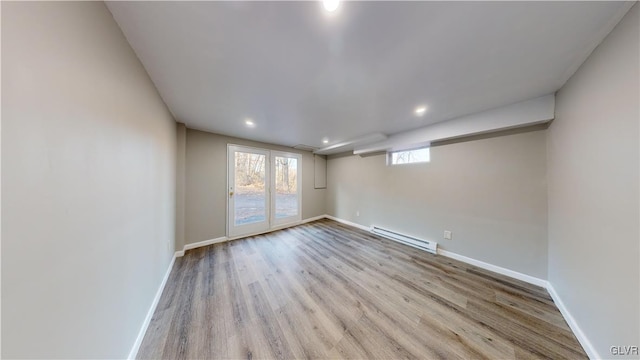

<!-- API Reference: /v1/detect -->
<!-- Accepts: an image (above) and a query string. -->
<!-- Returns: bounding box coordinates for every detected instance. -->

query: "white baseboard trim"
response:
[177,215,328,256]
[301,214,327,224]
[546,283,599,360]
[437,249,548,288]
[128,252,178,360]
[323,215,548,288]
[324,214,371,232]
[183,236,227,251]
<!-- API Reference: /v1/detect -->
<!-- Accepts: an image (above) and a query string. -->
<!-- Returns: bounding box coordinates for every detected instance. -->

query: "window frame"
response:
[387,147,431,166]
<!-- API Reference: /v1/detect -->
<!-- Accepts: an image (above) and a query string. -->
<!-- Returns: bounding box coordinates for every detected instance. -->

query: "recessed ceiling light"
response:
[244,119,255,127]
[414,106,428,116]
[323,0,340,12]
[323,139,329,144]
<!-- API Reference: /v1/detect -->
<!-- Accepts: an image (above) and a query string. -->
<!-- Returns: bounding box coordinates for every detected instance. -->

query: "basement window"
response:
[388,147,430,165]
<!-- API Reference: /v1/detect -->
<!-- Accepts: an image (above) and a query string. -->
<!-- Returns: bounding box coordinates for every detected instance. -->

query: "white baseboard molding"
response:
[437,249,548,288]
[323,215,548,288]
[301,214,327,224]
[546,283,599,360]
[177,215,328,256]
[183,236,227,251]
[324,214,371,232]
[128,253,178,360]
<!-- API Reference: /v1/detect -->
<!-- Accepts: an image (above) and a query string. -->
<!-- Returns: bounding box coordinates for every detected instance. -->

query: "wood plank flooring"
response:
[137,219,587,359]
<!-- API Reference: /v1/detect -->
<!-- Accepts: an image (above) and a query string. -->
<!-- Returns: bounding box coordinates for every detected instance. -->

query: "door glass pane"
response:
[274,156,298,219]
[234,152,266,225]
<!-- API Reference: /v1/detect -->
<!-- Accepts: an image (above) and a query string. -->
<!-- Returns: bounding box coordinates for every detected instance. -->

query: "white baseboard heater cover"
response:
[370,226,438,254]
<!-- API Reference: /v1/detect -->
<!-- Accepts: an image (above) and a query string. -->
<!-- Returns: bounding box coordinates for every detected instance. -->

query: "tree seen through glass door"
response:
[274,156,298,218]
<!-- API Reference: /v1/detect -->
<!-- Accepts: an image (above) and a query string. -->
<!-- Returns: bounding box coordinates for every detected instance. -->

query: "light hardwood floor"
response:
[138,219,587,359]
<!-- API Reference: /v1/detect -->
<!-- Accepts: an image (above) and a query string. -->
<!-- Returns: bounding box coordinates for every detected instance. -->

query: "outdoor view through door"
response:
[228,145,302,237]
[274,156,299,219]
[234,151,267,225]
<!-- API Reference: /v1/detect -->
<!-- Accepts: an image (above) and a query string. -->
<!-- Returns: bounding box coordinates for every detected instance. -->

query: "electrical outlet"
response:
[356,210,360,217]
[444,230,452,240]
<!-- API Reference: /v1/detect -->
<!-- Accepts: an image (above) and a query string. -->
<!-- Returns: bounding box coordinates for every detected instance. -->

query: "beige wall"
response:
[327,130,548,279]
[2,2,177,358]
[548,4,639,359]
[185,129,326,245]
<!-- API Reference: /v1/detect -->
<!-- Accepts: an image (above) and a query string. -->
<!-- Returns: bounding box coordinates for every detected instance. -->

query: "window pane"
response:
[275,156,298,218]
[234,152,266,225]
[390,148,430,165]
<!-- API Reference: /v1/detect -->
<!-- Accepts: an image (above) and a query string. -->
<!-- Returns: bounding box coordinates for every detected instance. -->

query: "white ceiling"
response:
[107,1,632,149]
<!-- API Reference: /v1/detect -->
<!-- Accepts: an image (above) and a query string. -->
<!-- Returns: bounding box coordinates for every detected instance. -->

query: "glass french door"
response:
[227,145,302,237]
[271,151,302,226]
[228,145,270,237]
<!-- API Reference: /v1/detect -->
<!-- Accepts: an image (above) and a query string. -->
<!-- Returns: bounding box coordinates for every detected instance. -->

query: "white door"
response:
[228,145,270,237]
[228,146,303,237]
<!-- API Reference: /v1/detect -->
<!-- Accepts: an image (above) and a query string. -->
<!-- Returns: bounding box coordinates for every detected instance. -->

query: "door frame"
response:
[226,144,303,238]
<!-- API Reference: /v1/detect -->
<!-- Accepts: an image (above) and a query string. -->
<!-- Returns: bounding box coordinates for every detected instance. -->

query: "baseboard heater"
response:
[370,226,438,254]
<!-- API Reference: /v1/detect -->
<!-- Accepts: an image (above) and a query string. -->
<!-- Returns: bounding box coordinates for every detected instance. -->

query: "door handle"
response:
[229,191,234,197]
